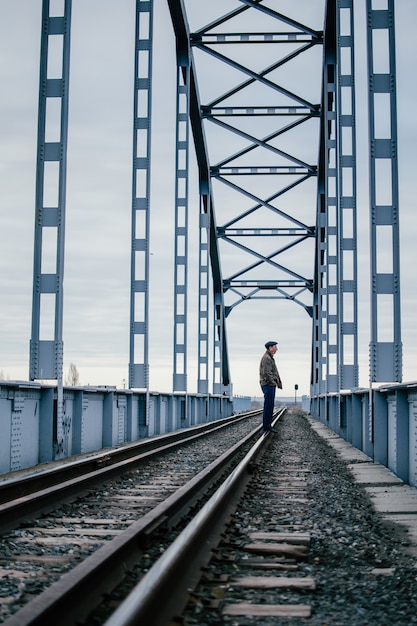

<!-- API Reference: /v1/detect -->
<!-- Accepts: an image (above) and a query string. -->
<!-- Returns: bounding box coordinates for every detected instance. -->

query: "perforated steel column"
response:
[173,64,190,392]
[312,1,337,401]
[197,195,210,395]
[30,0,72,458]
[212,291,223,395]
[366,0,402,383]
[324,5,338,395]
[30,0,72,383]
[129,0,153,390]
[337,0,358,390]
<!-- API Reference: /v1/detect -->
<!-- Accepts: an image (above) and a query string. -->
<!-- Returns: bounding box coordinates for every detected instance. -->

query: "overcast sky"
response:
[0,0,416,398]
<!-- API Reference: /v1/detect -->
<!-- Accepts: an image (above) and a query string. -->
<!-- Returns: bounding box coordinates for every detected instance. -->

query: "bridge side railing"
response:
[0,381,251,476]
[310,382,417,488]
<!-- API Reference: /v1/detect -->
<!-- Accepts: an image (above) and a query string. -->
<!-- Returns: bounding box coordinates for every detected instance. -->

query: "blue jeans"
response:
[261,385,276,431]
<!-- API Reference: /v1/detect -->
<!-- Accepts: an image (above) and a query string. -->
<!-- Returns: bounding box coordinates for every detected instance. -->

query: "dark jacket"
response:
[259,351,282,388]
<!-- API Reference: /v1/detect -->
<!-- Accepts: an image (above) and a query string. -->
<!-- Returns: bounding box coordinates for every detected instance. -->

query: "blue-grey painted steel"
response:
[173,61,190,392]
[129,0,154,390]
[311,0,359,412]
[325,1,338,396]
[350,393,363,451]
[213,290,224,395]
[365,389,374,457]
[167,0,231,393]
[337,0,358,392]
[30,0,72,383]
[366,0,402,383]
[39,387,54,463]
[12,0,404,434]
[0,381,234,475]
[29,0,72,460]
[394,391,408,482]
[232,395,251,414]
[311,0,336,405]
[198,203,210,394]
[374,390,388,465]
[178,1,323,393]
[409,393,417,486]
[309,381,417,488]
[193,7,320,314]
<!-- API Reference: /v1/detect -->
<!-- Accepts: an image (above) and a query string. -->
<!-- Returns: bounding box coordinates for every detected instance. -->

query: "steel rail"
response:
[0,412,260,530]
[1,414,271,626]
[0,410,260,505]
[104,408,287,626]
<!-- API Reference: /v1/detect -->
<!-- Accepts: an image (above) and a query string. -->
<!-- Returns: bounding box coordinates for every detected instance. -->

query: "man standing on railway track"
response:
[259,341,282,433]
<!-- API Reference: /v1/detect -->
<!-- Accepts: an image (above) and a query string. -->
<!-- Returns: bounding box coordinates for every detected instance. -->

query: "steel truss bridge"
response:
[25,0,402,418]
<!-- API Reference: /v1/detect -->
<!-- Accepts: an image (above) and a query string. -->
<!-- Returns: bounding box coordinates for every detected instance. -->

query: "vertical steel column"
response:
[312,0,337,402]
[173,64,190,392]
[337,0,358,390]
[197,195,210,395]
[129,0,153,390]
[30,0,72,456]
[324,14,338,396]
[366,0,402,383]
[212,292,223,395]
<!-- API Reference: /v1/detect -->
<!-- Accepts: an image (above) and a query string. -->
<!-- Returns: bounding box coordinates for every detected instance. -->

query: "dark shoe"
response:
[269,427,279,433]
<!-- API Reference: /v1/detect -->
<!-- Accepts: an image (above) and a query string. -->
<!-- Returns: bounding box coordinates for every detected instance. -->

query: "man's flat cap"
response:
[265,341,278,348]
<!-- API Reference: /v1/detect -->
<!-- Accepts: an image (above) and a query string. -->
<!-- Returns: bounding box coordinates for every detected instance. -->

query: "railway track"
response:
[3,407,414,625]
[0,409,266,625]
[95,409,417,626]
[0,410,261,509]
